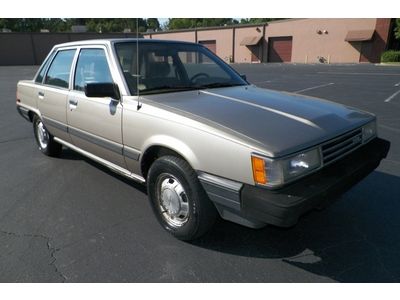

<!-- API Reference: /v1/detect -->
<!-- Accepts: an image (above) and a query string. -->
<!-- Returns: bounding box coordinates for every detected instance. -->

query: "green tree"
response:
[166,18,238,30]
[0,18,42,32]
[0,18,77,32]
[86,18,147,33]
[395,18,400,40]
[0,18,161,33]
[42,19,74,32]
[240,18,285,24]
[146,18,161,31]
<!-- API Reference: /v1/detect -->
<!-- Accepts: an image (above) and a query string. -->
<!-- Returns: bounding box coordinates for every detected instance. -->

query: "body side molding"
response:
[53,137,145,184]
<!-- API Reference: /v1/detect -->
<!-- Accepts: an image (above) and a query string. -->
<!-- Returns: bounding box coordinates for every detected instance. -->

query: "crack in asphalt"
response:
[334,261,367,278]
[0,230,67,282]
[353,225,397,281]
[56,218,137,252]
[0,136,32,144]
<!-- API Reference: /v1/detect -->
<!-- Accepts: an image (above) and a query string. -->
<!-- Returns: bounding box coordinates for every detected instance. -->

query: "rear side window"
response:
[35,52,55,84]
[44,49,76,88]
[74,48,113,92]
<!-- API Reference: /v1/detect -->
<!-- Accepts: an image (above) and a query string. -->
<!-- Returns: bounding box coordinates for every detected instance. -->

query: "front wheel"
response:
[33,115,62,157]
[147,156,217,241]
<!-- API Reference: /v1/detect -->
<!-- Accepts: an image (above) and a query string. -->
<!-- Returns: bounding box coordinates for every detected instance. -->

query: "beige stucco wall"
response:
[197,28,233,63]
[265,18,377,63]
[234,26,264,63]
[147,31,195,42]
[143,18,380,64]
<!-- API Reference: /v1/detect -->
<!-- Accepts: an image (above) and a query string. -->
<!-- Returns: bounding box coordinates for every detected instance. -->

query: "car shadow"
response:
[191,170,400,282]
[56,148,399,282]
[58,147,147,194]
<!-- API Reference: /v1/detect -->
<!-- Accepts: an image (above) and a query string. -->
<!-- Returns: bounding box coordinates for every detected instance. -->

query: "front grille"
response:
[321,128,363,165]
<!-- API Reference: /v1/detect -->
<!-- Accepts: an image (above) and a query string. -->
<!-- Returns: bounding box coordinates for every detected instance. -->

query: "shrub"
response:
[381,50,400,63]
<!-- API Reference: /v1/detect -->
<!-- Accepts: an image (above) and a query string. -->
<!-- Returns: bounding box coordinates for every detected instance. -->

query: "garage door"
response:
[268,36,293,62]
[199,40,216,54]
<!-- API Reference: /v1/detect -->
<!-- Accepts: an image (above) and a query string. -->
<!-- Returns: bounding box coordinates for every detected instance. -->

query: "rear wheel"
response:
[33,115,62,157]
[147,155,217,241]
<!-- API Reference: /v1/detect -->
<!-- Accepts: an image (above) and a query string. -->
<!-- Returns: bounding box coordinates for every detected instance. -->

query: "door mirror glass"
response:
[240,74,247,82]
[84,83,120,100]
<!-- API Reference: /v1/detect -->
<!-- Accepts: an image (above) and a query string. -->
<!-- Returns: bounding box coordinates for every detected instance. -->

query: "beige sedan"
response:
[17,39,390,240]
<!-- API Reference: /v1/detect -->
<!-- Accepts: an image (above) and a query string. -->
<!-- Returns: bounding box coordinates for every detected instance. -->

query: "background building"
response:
[144,18,394,64]
[0,18,394,65]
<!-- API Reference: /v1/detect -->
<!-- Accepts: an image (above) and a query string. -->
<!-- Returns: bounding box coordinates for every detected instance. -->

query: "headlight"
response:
[362,120,377,143]
[251,148,321,188]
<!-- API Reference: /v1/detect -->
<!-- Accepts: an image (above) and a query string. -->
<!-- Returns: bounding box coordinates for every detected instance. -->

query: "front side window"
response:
[74,48,113,92]
[44,49,76,88]
[115,42,247,95]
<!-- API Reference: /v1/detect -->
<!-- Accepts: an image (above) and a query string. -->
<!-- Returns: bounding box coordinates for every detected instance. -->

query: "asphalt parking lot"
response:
[0,63,399,282]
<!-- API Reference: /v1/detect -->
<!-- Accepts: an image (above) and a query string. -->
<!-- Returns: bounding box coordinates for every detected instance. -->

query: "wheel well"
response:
[28,111,35,122]
[141,146,186,179]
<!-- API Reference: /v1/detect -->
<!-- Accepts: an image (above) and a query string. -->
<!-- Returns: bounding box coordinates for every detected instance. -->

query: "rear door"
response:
[38,48,76,143]
[66,46,125,168]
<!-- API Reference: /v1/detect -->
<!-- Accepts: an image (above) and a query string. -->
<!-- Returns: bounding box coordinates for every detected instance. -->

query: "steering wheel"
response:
[190,72,210,83]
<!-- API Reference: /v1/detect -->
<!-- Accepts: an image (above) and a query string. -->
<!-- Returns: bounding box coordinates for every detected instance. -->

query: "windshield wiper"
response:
[140,85,201,94]
[197,82,247,89]
[139,82,247,95]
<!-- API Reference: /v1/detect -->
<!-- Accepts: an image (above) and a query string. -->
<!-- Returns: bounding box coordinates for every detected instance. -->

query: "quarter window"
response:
[44,49,76,88]
[74,49,113,92]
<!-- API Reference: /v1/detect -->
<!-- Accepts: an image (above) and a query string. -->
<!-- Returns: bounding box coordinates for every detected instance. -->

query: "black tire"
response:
[33,115,62,157]
[147,155,217,241]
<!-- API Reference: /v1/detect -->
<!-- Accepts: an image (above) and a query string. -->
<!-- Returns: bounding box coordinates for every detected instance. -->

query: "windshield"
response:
[114,41,248,95]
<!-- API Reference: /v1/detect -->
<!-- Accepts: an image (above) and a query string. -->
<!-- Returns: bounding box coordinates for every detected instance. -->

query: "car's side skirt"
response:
[53,137,146,184]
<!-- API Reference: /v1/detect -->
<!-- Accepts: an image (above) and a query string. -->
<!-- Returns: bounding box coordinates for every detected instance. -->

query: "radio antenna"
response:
[136,18,142,110]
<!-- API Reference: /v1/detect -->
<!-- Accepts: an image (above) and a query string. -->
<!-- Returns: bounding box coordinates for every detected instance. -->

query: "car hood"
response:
[142,85,375,157]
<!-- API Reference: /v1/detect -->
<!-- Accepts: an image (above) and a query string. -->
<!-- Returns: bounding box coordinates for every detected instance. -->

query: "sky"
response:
[158,18,168,26]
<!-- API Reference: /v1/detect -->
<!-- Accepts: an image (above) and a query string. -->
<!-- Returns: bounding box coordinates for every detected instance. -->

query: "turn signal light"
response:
[251,156,267,184]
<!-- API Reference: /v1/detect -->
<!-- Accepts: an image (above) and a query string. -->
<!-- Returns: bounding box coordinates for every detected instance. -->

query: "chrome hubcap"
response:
[157,174,189,227]
[36,121,49,149]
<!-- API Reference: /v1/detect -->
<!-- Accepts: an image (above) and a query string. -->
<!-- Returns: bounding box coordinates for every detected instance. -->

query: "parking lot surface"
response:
[0,63,399,282]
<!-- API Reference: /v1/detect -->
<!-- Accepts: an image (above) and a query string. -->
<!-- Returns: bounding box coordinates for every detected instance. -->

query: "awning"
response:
[345,30,374,42]
[240,36,262,46]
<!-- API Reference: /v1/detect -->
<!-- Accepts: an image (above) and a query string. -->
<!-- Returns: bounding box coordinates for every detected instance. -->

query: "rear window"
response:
[44,49,76,88]
[35,52,55,84]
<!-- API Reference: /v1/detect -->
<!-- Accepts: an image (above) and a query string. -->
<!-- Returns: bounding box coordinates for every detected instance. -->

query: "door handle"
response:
[38,91,44,99]
[69,99,78,105]
[69,99,78,110]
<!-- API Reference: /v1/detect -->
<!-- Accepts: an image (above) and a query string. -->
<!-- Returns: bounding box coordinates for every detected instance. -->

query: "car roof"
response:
[53,38,197,49]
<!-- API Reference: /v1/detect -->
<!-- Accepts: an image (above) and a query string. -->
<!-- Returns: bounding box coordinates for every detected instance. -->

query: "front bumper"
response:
[200,137,390,228]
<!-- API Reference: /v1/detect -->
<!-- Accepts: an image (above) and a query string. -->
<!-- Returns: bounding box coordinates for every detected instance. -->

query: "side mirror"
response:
[240,74,247,82]
[85,83,121,100]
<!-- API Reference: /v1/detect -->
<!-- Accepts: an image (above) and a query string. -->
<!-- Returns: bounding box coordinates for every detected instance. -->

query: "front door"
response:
[67,47,125,168]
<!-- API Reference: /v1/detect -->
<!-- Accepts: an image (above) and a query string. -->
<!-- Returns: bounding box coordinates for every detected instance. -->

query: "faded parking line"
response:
[294,82,334,94]
[253,80,272,84]
[384,89,400,103]
[318,72,400,76]
[379,124,400,133]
